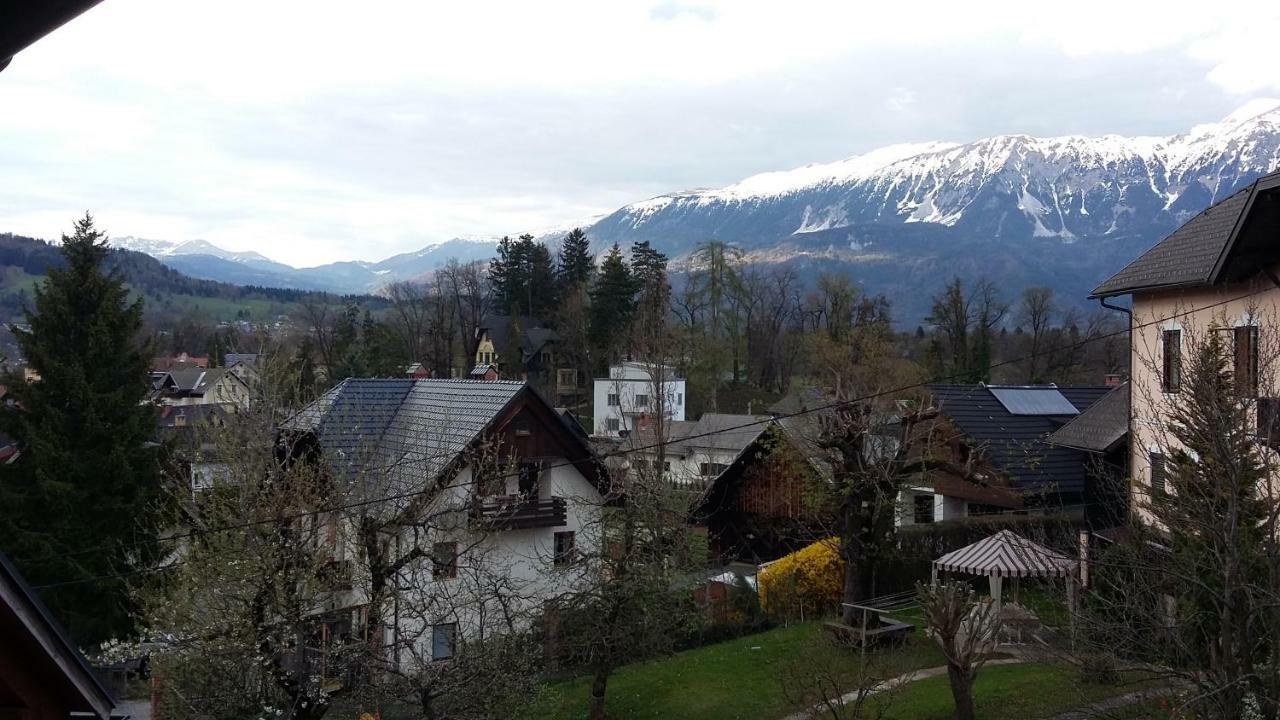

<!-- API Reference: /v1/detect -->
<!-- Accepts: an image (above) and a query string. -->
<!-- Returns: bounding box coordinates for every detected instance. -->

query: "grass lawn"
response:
[523,621,946,720]
[876,662,1156,720]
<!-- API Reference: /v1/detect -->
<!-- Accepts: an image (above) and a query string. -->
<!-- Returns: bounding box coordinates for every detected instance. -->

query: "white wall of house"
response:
[593,361,686,438]
[895,487,971,527]
[632,445,739,488]
[390,455,604,667]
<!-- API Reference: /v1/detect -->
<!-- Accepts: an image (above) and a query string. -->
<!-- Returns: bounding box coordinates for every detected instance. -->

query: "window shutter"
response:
[1234,326,1258,397]
[1149,452,1167,496]
[1162,330,1182,393]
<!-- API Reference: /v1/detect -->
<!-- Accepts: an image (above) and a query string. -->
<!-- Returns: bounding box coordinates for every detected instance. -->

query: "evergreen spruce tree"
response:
[489,235,523,312]
[589,244,638,363]
[0,214,161,645]
[557,228,594,292]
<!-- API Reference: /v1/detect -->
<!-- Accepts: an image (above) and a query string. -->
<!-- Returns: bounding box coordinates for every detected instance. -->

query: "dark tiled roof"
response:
[1092,170,1280,298]
[1091,187,1250,297]
[1047,382,1129,453]
[927,384,1113,499]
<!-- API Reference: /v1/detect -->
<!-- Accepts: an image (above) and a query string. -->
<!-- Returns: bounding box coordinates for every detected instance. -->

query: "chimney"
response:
[1104,373,1122,387]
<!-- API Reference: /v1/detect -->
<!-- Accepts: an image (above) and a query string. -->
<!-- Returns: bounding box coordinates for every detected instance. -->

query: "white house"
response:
[621,413,765,488]
[280,378,607,671]
[593,361,686,439]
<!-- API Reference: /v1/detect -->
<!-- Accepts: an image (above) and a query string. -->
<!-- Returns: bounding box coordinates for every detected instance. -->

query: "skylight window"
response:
[987,386,1078,416]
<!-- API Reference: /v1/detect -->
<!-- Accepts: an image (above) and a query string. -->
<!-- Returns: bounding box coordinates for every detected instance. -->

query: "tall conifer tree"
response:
[557,227,594,292]
[589,244,638,362]
[0,214,162,644]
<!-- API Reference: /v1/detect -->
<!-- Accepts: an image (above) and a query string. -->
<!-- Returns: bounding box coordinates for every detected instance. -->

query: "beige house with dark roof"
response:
[1091,170,1280,523]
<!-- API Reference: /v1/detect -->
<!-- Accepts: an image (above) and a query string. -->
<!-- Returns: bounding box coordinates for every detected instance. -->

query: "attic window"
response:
[987,386,1078,416]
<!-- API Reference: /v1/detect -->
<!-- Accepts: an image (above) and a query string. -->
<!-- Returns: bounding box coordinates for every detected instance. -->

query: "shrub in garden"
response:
[758,537,844,619]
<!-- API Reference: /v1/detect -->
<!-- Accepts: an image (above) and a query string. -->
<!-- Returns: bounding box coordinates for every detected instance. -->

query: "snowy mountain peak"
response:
[600,100,1280,245]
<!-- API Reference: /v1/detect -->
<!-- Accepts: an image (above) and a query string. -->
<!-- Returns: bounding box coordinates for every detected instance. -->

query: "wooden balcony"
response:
[472,495,568,530]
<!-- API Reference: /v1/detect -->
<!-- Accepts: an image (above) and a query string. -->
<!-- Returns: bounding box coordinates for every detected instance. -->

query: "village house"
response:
[902,383,1119,526]
[617,410,832,563]
[156,404,232,493]
[1090,169,1280,524]
[279,378,607,669]
[470,315,582,400]
[621,413,766,488]
[150,367,251,411]
[592,361,687,439]
[0,551,118,720]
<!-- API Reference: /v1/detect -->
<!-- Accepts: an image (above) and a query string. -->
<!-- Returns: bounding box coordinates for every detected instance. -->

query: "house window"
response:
[699,462,728,478]
[606,418,621,432]
[1149,452,1167,497]
[432,542,458,579]
[557,369,576,387]
[431,622,457,660]
[1162,329,1182,393]
[635,394,649,408]
[540,351,552,366]
[518,461,541,496]
[1234,325,1259,397]
[677,393,683,405]
[607,393,619,407]
[553,531,576,566]
[913,495,935,524]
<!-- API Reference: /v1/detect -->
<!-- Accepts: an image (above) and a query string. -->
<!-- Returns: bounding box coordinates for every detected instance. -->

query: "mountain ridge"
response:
[91,101,1280,320]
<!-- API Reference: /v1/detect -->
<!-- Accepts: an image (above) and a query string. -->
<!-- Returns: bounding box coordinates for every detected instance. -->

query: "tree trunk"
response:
[589,665,611,720]
[946,663,976,720]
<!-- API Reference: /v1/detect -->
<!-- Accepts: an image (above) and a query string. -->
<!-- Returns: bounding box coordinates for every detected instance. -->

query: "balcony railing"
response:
[472,495,567,530]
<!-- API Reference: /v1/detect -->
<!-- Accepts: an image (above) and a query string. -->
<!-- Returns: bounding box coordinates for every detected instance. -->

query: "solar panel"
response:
[987,386,1079,416]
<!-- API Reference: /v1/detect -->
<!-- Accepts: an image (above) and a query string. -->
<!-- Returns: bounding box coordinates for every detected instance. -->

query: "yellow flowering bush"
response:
[758,537,844,618]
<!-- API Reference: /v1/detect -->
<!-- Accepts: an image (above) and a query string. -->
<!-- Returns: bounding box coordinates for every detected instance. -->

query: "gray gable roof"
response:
[1092,170,1280,298]
[1047,382,1129,453]
[282,379,526,487]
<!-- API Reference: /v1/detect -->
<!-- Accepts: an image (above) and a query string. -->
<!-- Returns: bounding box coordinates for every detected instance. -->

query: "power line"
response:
[25,283,1270,589]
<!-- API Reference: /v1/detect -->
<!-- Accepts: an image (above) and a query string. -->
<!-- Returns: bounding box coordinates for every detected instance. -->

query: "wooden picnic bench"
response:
[823,616,915,648]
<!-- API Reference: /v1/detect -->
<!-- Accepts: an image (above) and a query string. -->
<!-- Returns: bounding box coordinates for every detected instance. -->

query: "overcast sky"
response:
[2,1,1279,267]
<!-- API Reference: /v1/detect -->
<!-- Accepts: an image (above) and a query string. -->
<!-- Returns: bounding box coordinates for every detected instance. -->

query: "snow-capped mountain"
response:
[111,235,497,294]
[591,100,1280,251]
[102,101,1280,319]
[114,236,281,266]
